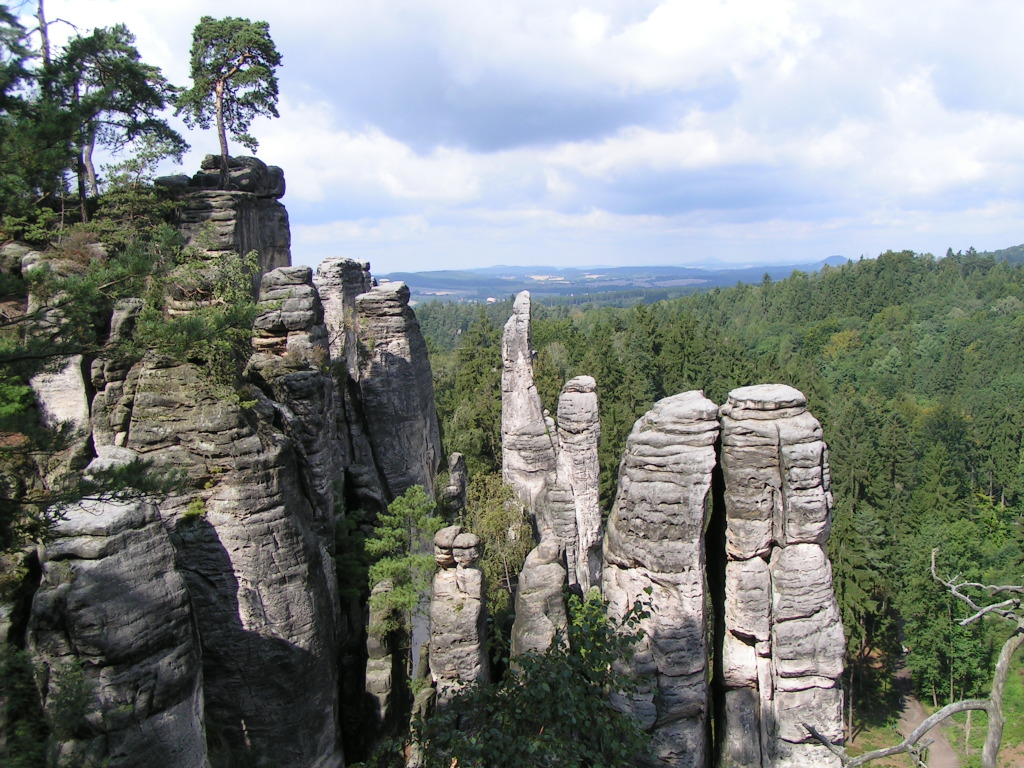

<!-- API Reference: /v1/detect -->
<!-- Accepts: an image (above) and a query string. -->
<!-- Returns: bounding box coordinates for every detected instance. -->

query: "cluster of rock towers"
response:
[452,290,846,768]
[9,154,843,767]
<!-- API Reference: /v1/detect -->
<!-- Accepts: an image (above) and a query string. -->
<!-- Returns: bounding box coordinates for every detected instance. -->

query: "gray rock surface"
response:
[314,257,386,512]
[175,157,289,279]
[90,300,344,768]
[442,453,468,517]
[429,525,488,704]
[27,499,208,768]
[718,384,844,768]
[602,391,719,768]
[355,281,442,501]
[555,375,602,590]
[501,291,558,525]
[510,540,568,658]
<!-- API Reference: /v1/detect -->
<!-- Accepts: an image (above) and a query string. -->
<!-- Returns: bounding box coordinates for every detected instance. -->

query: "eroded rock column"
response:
[603,391,719,768]
[89,267,345,768]
[718,384,844,768]
[355,281,442,501]
[501,291,557,527]
[28,497,208,768]
[429,525,488,704]
[555,375,602,590]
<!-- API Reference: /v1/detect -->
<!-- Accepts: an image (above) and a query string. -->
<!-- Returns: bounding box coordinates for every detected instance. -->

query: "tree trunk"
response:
[980,623,1024,768]
[37,0,50,65]
[76,145,88,223]
[85,133,99,198]
[965,708,971,755]
[215,78,230,190]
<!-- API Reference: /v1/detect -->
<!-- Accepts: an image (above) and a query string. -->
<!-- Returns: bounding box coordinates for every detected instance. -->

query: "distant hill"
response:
[983,244,1024,265]
[381,255,851,304]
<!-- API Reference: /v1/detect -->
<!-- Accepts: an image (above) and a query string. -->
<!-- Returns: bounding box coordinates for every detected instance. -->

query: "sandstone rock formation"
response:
[87,267,345,768]
[441,453,469,518]
[510,540,568,657]
[355,281,442,501]
[602,391,719,768]
[502,295,604,655]
[314,257,387,512]
[718,384,845,768]
[501,291,557,526]
[430,525,488,704]
[555,375,602,590]
[28,496,208,768]
[170,155,290,278]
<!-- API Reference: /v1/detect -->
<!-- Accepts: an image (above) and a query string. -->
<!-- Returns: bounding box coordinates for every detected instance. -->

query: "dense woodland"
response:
[419,249,1024,739]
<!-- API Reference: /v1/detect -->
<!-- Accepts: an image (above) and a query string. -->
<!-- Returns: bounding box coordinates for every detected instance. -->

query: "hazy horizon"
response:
[29,1,1024,273]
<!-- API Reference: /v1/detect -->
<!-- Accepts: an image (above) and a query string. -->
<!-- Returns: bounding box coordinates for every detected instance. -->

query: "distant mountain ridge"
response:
[382,255,851,303]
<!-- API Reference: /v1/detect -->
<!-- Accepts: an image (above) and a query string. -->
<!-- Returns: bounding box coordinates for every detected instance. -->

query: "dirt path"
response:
[895,668,959,768]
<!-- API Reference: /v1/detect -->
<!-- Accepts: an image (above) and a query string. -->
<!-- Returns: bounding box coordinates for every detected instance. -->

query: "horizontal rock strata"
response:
[603,391,719,768]
[430,525,488,704]
[718,384,844,768]
[28,497,208,768]
[355,281,442,501]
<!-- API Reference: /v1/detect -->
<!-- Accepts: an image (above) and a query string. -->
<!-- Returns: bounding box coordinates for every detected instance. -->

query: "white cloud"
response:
[25,1,1024,272]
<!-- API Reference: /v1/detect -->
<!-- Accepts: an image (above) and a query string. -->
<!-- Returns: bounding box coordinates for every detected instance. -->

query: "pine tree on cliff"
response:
[175,16,281,189]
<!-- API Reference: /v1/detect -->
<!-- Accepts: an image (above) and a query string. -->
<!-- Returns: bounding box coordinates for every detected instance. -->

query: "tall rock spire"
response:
[501,290,558,528]
[718,384,845,768]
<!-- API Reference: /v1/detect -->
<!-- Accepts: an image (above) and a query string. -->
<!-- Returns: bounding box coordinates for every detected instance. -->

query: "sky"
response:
[17,0,1024,273]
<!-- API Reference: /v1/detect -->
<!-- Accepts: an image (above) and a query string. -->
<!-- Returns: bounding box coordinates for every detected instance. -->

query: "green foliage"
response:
[459,474,532,620]
[56,22,186,210]
[334,508,370,603]
[418,590,651,768]
[122,240,260,394]
[44,658,90,741]
[175,15,281,176]
[0,645,46,768]
[366,486,443,635]
[421,248,1024,733]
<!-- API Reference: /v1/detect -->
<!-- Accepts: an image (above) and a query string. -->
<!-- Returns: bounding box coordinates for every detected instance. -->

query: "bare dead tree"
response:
[806,548,1023,768]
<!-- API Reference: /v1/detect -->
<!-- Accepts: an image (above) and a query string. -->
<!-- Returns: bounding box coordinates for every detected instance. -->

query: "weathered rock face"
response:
[602,391,719,768]
[87,269,344,768]
[27,497,208,768]
[314,257,386,512]
[22,253,93,471]
[171,156,290,278]
[510,540,568,657]
[501,291,558,525]
[555,376,602,590]
[355,281,442,501]
[718,384,844,768]
[429,525,488,704]
[442,453,469,518]
[502,295,605,654]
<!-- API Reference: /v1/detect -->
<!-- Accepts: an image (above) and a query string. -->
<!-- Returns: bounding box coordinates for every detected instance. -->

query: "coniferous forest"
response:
[420,249,1024,751]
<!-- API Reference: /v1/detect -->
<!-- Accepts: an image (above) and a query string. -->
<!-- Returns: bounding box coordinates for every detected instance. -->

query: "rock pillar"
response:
[602,391,719,768]
[718,384,845,768]
[28,497,208,768]
[429,525,488,705]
